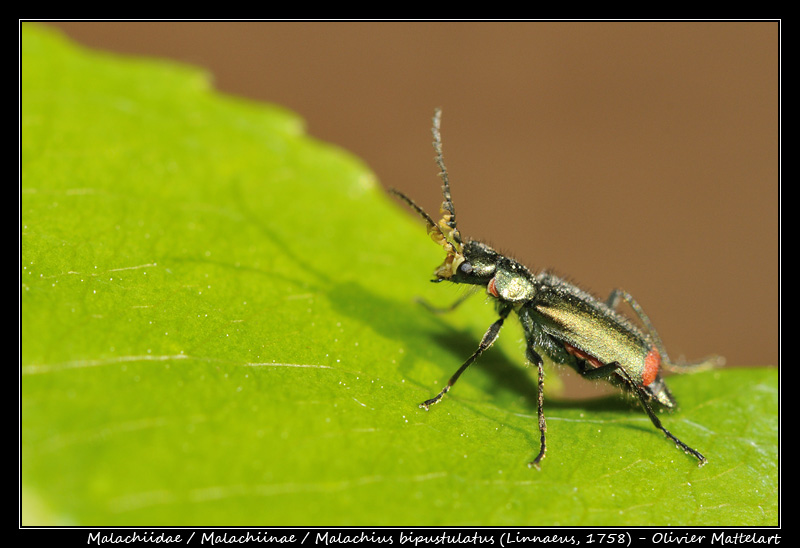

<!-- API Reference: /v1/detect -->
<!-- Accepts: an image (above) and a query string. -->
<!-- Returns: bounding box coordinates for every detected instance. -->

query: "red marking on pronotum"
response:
[487,277,499,298]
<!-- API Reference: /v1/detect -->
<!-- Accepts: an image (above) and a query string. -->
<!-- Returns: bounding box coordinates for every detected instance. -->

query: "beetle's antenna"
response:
[424,109,467,279]
[388,110,468,281]
[389,188,437,231]
[390,187,465,280]
[432,109,463,248]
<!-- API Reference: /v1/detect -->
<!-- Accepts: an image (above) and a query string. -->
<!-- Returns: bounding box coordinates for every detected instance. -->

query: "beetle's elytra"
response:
[391,109,723,468]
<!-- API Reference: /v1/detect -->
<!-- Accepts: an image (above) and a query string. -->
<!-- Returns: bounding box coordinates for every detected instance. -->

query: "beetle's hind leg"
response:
[576,359,707,466]
[617,366,708,466]
[606,289,724,373]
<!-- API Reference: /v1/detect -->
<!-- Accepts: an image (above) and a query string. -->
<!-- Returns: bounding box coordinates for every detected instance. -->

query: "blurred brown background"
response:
[43,22,779,368]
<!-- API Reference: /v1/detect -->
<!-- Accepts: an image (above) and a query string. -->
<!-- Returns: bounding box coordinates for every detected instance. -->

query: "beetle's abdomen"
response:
[564,341,661,387]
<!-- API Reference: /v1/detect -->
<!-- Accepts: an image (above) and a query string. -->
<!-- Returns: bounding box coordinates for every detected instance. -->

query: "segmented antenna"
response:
[389,109,467,280]
[432,109,462,247]
[389,189,437,232]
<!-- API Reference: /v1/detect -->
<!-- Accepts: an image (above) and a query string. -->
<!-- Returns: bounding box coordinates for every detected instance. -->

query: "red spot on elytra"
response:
[643,346,661,386]
[565,342,661,387]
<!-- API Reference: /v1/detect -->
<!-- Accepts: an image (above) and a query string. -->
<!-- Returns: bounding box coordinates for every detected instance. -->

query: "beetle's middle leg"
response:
[525,346,547,470]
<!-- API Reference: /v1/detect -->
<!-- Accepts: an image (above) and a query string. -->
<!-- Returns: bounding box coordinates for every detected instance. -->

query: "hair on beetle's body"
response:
[391,109,723,469]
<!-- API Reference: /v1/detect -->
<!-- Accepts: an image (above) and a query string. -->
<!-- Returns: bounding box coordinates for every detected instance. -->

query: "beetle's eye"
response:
[459,261,473,274]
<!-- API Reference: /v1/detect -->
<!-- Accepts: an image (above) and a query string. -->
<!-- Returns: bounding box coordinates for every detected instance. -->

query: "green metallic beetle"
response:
[391,109,723,469]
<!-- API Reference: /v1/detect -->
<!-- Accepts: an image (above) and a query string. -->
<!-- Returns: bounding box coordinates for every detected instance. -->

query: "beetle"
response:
[391,109,723,468]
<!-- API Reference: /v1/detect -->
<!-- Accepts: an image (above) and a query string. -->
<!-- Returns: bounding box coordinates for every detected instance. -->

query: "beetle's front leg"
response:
[420,306,512,409]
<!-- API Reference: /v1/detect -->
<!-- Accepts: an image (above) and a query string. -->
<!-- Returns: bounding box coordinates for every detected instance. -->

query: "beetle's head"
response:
[389,186,476,283]
[388,186,502,288]
[391,109,503,286]
[446,240,499,285]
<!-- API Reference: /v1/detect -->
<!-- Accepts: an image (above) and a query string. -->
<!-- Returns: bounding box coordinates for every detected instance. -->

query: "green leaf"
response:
[21,24,778,526]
